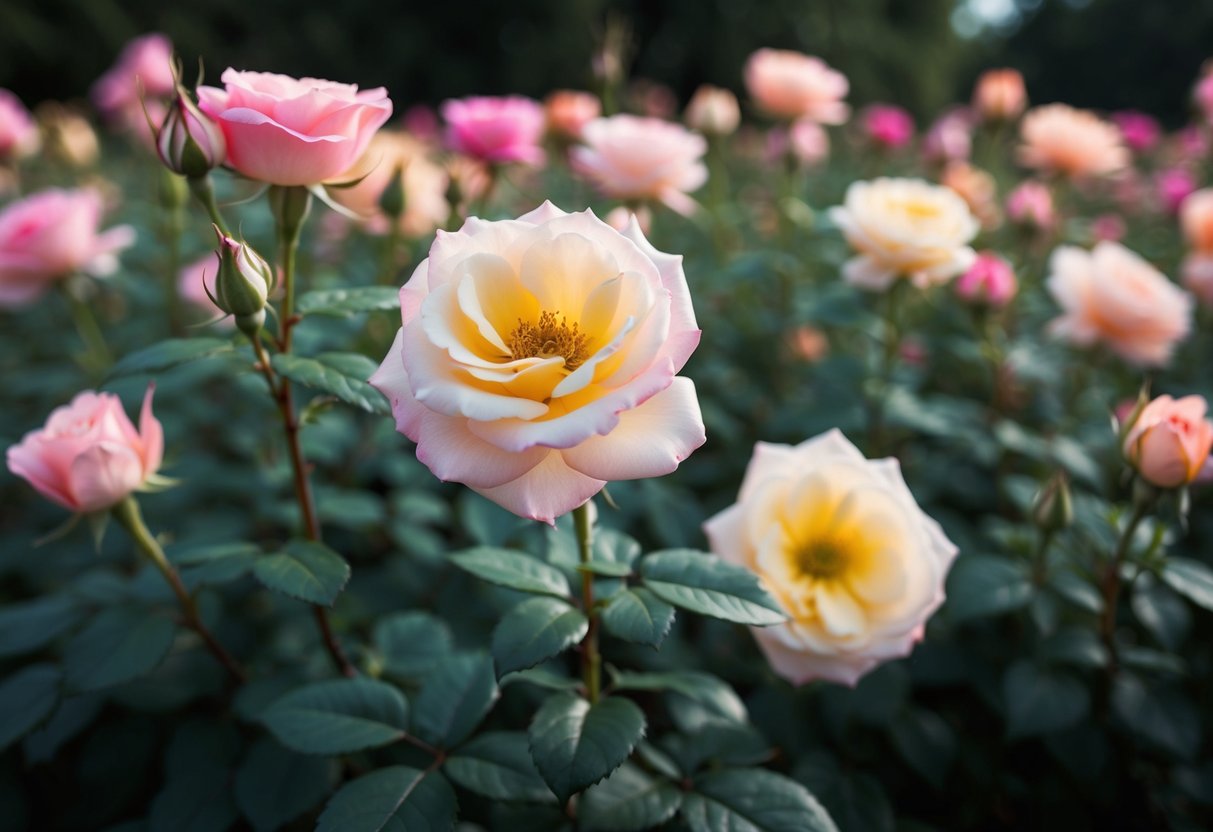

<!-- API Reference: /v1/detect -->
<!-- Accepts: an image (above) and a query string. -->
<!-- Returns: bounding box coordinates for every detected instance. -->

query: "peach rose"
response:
[1123,395,1213,488]
[940,161,1002,230]
[704,429,958,686]
[0,188,135,307]
[1017,104,1128,179]
[829,177,978,291]
[1180,188,1213,252]
[329,130,449,238]
[972,69,1027,121]
[369,202,705,523]
[198,69,392,186]
[744,49,849,124]
[441,96,545,166]
[0,89,40,160]
[1046,242,1191,367]
[544,91,601,140]
[685,85,740,136]
[7,387,164,514]
[570,115,707,216]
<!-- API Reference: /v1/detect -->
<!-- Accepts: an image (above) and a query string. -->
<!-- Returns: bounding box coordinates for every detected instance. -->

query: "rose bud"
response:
[156,88,226,178]
[211,226,273,336]
[1122,394,1213,488]
[1031,471,1073,533]
[685,85,740,136]
[955,251,1017,307]
[973,68,1027,122]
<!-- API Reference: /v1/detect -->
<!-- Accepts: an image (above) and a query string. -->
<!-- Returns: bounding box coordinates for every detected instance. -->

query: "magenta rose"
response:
[441,96,546,166]
[197,69,393,186]
[0,89,40,161]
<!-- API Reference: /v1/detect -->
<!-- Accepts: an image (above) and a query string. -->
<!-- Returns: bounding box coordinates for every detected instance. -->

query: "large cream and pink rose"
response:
[704,429,958,686]
[1046,242,1191,367]
[370,202,705,523]
[7,387,164,514]
[198,70,392,186]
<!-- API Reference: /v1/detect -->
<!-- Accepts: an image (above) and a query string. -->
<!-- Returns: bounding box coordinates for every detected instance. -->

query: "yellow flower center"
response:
[793,538,851,580]
[509,310,590,369]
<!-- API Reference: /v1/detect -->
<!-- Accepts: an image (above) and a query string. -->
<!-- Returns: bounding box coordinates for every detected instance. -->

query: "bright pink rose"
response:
[369,202,705,523]
[1181,253,1213,306]
[1111,110,1161,153]
[197,69,392,186]
[1123,395,1213,488]
[441,96,545,166]
[1181,188,1213,251]
[955,251,1017,307]
[1006,180,1055,229]
[744,49,849,124]
[7,387,164,513]
[862,104,914,149]
[0,188,135,307]
[1046,241,1191,367]
[0,89,40,160]
[544,91,601,140]
[571,115,707,215]
[1156,168,1197,215]
[704,430,957,686]
[91,33,176,126]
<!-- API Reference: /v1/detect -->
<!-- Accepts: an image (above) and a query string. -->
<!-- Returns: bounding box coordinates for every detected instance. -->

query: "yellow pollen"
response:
[898,199,942,220]
[793,538,850,580]
[509,310,590,369]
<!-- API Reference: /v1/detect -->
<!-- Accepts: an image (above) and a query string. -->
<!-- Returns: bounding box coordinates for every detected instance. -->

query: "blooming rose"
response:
[7,387,164,514]
[744,49,849,124]
[1181,188,1213,252]
[91,33,176,131]
[685,85,740,136]
[972,68,1027,121]
[370,202,705,523]
[441,96,545,166]
[571,115,707,216]
[704,429,958,686]
[955,251,1017,307]
[923,108,973,163]
[544,91,601,140]
[198,70,392,186]
[829,177,979,291]
[1046,242,1191,367]
[0,89,40,160]
[0,188,135,307]
[1005,180,1055,230]
[1156,168,1196,216]
[1018,104,1128,179]
[862,105,914,149]
[1123,395,1213,488]
[1111,110,1161,154]
[330,130,449,238]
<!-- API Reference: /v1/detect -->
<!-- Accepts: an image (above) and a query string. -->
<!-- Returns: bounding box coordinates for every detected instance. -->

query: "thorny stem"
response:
[574,502,602,704]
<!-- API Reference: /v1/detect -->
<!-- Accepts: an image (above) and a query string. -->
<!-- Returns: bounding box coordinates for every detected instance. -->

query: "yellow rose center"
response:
[896,198,943,220]
[509,310,590,369]
[793,538,851,580]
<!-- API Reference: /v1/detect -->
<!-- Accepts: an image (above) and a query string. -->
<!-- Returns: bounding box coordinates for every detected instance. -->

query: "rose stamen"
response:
[509,310,589,369]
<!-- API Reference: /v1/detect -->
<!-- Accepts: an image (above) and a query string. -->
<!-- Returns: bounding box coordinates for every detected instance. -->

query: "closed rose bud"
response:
[685,85,740,136]
[1123,395,1213,488]
[156,89,226,178]
[862,104,914,149]
[973,68,1026,121]
[1031,472,1073,532]
[544,90,600,140]
[211,227,272,335]
[1181,188,1213,252]
[955,251,1017,307]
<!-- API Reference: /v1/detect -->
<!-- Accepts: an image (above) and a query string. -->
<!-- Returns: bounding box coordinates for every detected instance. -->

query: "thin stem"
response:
[188,175,230,235]
[164,204,186,336]
[573,502,601,704]
[1100,493,1153,674]
[112,496,247,684]
[867,285,903,456]
[63,284,113,376]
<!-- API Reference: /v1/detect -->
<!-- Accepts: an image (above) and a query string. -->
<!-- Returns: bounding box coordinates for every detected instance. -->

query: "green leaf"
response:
[443,731,555,803]
[108,337,235,378]
[1112,675,1199,759]
[1161,557,1213,612]
[316,766,456,832]
[601,588,675,648]
[945,555,1034,623]
[149,769,239,832]
[612,671,747,730]
[271,352,389,415]
[298,286,401,316]
[261,678,409,755]
[639,549,785,626]
[252,540,351,606]
[450,547,571,597]
[0,595,80,658]
[527,692,646,803]
[373,612,454,679]
[580,762,682,831]
[683,768,838,832]
[889,709,956,789]
[63,607,176,691]
[491,597,588,676]
[1003,660,1089,739]
[235,738,333,832]
[412,652,498,747]
[173,543,260,588]
[0,664,61,751]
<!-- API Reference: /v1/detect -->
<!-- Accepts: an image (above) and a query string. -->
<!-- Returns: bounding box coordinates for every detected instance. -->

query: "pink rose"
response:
[1156,168,1197,215]
[1123,395,1213,488]
[0,89,40,160]
[0,188,135,307]
[91,33,176,126]
[923,108,973,163]
[369,202,705,523]
[1005,180,1055,229]
[744,49,850,124]
[1181,253,1213,306]
[704,430,957,686]
[955,251,1017,307]
[1046,241,1191,367]
[684,85,740,136]
[441,96,545,166]
[1111,110,1161,153]
[862,104,914,149]
[544,91,601,140]
[197,69,392,186]
[1018,104,1128,179]
[972,68,1027,121]
[571,115,708,215]
[1181,188,1213,251]
[7,387,164,514]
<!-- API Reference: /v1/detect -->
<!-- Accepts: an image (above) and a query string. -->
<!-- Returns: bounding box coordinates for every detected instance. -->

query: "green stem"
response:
[188,175,230,236]
[112,496,246,683]
[867,285,903,456]
[573,502,601,704]
[164,204,185,336]
[1100,490,1154,674]
[63,284,113,376]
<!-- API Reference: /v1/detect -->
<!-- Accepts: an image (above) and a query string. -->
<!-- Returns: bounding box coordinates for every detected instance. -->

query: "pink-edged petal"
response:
[415,411,549,489]
[6,439,76,510]
[516,201,568,224]
[471,451,605,524]
[703,503,750,569]
[370,329,427,439]
[137,384,163,476]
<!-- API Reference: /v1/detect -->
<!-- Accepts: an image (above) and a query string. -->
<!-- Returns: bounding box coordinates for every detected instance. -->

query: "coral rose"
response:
[544,91,601,140]
[1181,188,1213,252]
[7,387,164,514]
[1018,104,1128,179]
[0,188,135,307]
[1046,242,1191,367]
[829,177,979,291]
[570,115,708,216]
[330,130,449,238]
[744,49,849,124]
[441,96,546,166]
[1123,395,1213,488]
[0,89,40,160]
[198,69,392,186]
[369,202,705,523]
[972,68,1027,121]
[704,429,958,686]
